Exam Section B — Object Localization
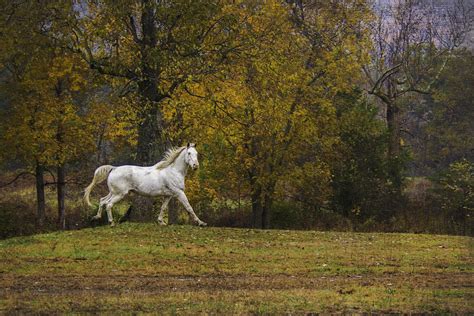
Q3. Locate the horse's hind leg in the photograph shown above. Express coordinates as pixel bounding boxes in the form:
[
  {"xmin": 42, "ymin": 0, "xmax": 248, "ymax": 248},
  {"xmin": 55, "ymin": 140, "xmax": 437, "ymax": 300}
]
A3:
[
  {"xmin": 106, "ymin": 193, "xmax": 125, "ymax": 227},
  {"xmin": 119, "ymin": 204, "xmax": 133, "ymax": 223},
  {"xmin": 92, "ymin": 193, "xmax": 111, "ymax": 220}
]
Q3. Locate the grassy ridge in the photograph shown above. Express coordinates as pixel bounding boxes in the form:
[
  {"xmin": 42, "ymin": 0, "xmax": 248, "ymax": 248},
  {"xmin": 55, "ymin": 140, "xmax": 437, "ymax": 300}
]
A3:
[{"xmin": 0, "ymin": 224, "xmax": 472, "ymax": 314}]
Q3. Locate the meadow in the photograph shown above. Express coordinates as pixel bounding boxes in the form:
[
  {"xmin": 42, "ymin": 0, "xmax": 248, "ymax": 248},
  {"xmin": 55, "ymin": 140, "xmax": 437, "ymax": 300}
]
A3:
[{"xmin": 0, "ymin": 224, "xmax": 472, "ymax": 314}]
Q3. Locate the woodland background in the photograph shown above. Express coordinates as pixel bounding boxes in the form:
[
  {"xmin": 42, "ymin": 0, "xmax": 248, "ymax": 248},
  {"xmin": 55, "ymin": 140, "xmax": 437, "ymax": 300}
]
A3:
[{"xmin": 0, "ymin": 0, "xmax": 473, "ymax": 238}]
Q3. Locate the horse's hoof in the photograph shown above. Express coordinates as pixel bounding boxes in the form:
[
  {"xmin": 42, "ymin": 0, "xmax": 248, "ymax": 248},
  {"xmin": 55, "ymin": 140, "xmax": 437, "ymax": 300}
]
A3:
[
  {"xmin": 157, "ymin": 220, "xmax": 167, "ymax": 226},
  {"xmin": 90, "ymin": 215, "xmax": 100, "ymax": 221},
  {"xmin": 198, "ymin": 221, "xmax": 207, "ymax": 227},
  {"xmin": 110, "ymin": 222, "xmax": 116, "ymax": 227}
]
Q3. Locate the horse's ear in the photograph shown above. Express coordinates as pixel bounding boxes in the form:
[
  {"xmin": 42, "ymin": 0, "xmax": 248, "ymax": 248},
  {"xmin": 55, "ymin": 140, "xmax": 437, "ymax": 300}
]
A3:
[{"xmin": 187, "ymin": 143, "xmax": 190, "ymax": 148}]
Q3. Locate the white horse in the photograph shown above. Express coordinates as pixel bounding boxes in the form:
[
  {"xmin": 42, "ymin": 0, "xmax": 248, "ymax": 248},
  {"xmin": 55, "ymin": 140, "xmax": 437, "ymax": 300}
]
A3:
[{"xmin": 83, "ymin": 143, "xmax": 206, "ymax": 227}]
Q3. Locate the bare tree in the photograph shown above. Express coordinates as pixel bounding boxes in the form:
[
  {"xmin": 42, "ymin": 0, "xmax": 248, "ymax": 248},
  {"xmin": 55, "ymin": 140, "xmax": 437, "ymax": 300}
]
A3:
[{"xmin": 364, "ymin": 0, "xmax": 473, "ymax": 188}]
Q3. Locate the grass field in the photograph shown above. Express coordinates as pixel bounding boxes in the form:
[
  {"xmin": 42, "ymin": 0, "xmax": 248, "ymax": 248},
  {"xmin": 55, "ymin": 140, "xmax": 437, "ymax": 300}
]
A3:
[{"xmin": 0, "ymin": 224, "xmax": 472, "ymax": 314}]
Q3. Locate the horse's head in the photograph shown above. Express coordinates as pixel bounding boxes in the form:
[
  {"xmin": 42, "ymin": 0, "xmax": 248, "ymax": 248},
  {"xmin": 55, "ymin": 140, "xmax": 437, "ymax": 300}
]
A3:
[{"xmin": 185, "ymin": 143, "xmax": 199, "ymax": 170}]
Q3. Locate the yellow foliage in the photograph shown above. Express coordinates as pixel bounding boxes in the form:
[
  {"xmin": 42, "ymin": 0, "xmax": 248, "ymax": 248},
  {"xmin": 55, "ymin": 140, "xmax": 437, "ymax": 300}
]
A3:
[{"xmin": 162, "ymin": 0, "xmax": 372, "ymax": 205}]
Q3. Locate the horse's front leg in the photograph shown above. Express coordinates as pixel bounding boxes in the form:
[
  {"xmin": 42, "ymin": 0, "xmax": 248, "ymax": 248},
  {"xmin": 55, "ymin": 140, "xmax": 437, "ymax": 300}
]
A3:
[
  {"xmin": 175, "ymin": 190, "xmax": 207, "ymax": 226},
  {"xmin": 157, "ymin": 196, "xmax": 172, "ymax": 225}
]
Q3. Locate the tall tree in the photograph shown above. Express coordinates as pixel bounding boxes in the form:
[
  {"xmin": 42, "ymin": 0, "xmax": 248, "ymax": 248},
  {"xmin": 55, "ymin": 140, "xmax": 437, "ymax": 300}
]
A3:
[
  {"xmin": 363, "ymin": 0, "xmax": 473, "ymax": 188},
  {"xmin": 0, "ymin": 0, "xmax": 55, "ymax": 225},
  {"xmin": 169, "ymin": 0, "xmax": 372, "ymax": 228},
  {"xmin": 41, "ymin": 0, "xmax": 257, "ymax": 165},
  {"xmin": 414, "ymin": 50, "xmax": 474, "ymax": 173},
  {"xmin": 0, "ymin": 1, "xmax": 98, "ymax": 228},
  {"xmin": 33, "ymin": 0, "xmax": 269, "ymax": 222}
]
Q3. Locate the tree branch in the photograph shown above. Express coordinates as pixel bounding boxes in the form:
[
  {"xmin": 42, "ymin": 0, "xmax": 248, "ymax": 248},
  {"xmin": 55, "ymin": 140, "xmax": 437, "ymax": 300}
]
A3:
[
  {"xmin": 127, "ymin": 15, "xmax": 142, "ymax": 45},
  {"xmin": 369, "ymin": 63, "xmax": 402, "ymax": 95},
  {"xmin": 0, "ymin": 172, "xmax": 34, "ymax": 188}
]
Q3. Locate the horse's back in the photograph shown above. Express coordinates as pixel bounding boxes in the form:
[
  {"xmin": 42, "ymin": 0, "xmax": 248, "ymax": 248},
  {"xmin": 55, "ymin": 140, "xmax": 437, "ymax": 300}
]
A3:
[
  {"xmin": 108, "ymin": 165, "xmax": 148, "ymax": 187},
  {"xmin": 108, "ymin": 165, "xmax": 168, "ymax": 196}
]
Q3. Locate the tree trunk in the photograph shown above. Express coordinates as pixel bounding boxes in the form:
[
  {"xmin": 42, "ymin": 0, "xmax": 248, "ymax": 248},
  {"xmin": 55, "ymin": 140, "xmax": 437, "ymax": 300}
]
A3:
[
  {"xmin": 387, "ymin": 103, "xmax": 401, "ymax": 159},
  {"xmin": 251, "ymin": 193, "xmax": 273, "ymax": 229},
  {"xmin": 386, "ymin": 102, "xmax": 403, "ymax": 190},
  {"xmin": 252, "ymin": 202, "xmax": 263, "ymax": 229},
  {"xmin": 135, "ymin": 0, "xmax": 166, "ymax": 165},
  {"xmin": 251, "ymin": 187, "xmax": 262, "ymax": 228},
  {"xmin": 168, "ymin": 198, "xmax": 179, "ymax": 225},
  {"xmin": 133, "ymin": 0, "xmax": 177, "ymax": 221},
  {"xmin": 261, "ymin": 194, "xmax": 273, "ymax": 229},
  {"xmin": 133, "ymin": 82, "xmax": 173, "ymax": 222},
  {"xmin": 53, "ymin": 78, "xmax": 66, "ymax": 229},
  {"xmin": 57, "ymin": 165, "xmax": 66, "ymax": 230},
  {"xmin": 136, "ymin": 100, "xmax": 167, "ymax": 165},
  {"xmin": 35, "ymin": 162, "xmax": 45, "ymax": 227}
]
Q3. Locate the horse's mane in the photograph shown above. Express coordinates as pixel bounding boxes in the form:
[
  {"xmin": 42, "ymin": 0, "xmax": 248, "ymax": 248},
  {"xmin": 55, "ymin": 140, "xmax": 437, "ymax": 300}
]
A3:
[{"xmin": 154, "ymin": 146, "xmax": 186, "ymax": 170}]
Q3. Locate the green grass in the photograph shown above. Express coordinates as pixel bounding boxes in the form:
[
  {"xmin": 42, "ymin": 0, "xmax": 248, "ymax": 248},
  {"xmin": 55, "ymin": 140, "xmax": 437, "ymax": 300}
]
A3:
[{"xmin": 0, "ymin": 224, "xmax": 472, "ymax": 314}]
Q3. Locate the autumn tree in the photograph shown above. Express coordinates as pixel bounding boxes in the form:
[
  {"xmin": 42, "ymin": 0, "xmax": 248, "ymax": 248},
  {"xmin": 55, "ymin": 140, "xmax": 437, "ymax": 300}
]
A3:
[
  {"xmin": 0, "ymin": 52, "xmax": 98, "ymax": 228},
  {"xmin": 15, "ymin": 0, "xmax": 280, "ymax": 223},
  {"xmin": 0, "ymin": 1, "xmax": 106, "ymax": 228},
  {"xmin": 0, "ymin": 0, "xmax": 59, "ymax": 225},
  {"xmin": 28, "ymin": 0, "xmax": 258, "ymax": 167},
  {"xmin": 168, "ymin": 0, "xmax": 372, "ymax": 228}
]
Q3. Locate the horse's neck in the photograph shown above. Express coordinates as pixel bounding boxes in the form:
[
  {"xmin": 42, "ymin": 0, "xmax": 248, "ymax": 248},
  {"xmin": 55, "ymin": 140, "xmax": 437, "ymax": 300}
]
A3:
[{"xmin": 170, "ymin": 151, "xmax": 188, "ymax": 176}]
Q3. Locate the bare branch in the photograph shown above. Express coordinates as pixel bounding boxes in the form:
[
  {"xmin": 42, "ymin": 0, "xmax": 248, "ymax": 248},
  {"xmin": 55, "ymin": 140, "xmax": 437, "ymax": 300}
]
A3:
[
  {"xmin": 369, "ymin": 63, "xmax": 402, "ymax": 95},
  {"xmin": 0, "ymin": 172, "xmax": 34, "ymax": 188}
]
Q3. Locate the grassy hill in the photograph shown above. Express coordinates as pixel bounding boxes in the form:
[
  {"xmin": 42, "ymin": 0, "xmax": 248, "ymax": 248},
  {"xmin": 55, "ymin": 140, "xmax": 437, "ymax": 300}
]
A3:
[{"xmin": 0, "ymin": 224, "xmax": 472, "ymax": 314}]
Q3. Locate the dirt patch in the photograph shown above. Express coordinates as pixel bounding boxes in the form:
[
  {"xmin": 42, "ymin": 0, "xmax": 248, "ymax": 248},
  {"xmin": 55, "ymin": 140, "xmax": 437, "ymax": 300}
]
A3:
[{"xmin": 1, "ymin": 272, "xmax": 472, "ymax": 296}]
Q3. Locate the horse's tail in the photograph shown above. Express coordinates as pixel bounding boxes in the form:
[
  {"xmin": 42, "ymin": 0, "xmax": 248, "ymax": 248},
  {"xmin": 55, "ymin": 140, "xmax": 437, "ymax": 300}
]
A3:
[{"xmin": 84, "ymin": 165, "xmax": 115, "ymax": 207}]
